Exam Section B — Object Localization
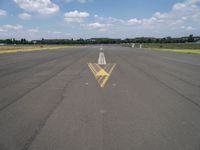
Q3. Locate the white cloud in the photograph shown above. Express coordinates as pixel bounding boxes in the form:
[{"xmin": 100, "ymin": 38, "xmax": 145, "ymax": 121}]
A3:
[
  {"xmin": 42, "ymin": 31, "xmax": 72, "ymax": 39},
  {"xmin": 47, "ymin": 31, "xmax": 63, "ymax": 34},
  {"xmin": 88, "ymin": 22, "xmax": 111, "ymax": 32},
  {"xmin": 0, "ymin": 24, "xmax": 23, "ymax": 37},
  {"xmin": 64, "ymin": 10, "xmax": 90, "ymax": 23},
  {"xmin": 65, "ymin": 10, "xmax": 89, "ymax": 18},
  {"xmin": 2, "ymin": 0, "xmax": 200, "ymax": 39},
  {"xmin": 127, "ymin": 18, "xmax": 142, "ymax": 25},
  {"xmin": 13, "ymin": 0, "xmax": 59, "ymax": 14},
  {"xmin": 88, "ymin": 22, "xmax": 110, "ymax": 28},
  {"xmin": 94, "ymin": 15, "xmax": 125, "ymax": 24},
  {"xmin": 28, "ymin": 28, "xmax": 39, "ymax": 33},
  {"xmin": 64, "ymin": 18, "xmax": 83, "ymax": 22},
  {"xmin": 172, "ymin": 0, "xmax": 200, "ymax": 10},
  {"xmin": 3, "ymin": 24, "xmax": 23, "ymax": 30},
  {"xmin": 0, "ymin": 9, "xmax": 7, "ymax": 16},
  {"xmin": 0, "ymin": 28, "xmax": 7, "ymax": 32},
  {"xmin": 65, "ymin": 33, "xmax": 71, "ymax": 36},
  {"xmin": 94, "ymin": 0, "xmax": 200, "ymax": 34},
  {"xmin": 173, "ymin": 3, "xmax": 187, "ymax": 10},
  {"xmin": 181, "ymin": 26, "xmax": 196, "ymax": 31},
  {"xmin": 84, "ymin": 0, "xmax": 200, "ymax": 38},
  {"xmin": 52, "ymin": 31, "xmax": 62, "ymax": 34},
  {"xmin": 64, "ymin": 0, "xmax": 90, "ymax": 3},
  {"xmin": 78, "ymin": 0, "xmax": 89, "ymax": 3},
  {"xmin": 186, "ymin": 26, "xmax": 196, "ymax": 31},
  {"xmin": 19, "ymin": 13, "xmax": 31, "ymax": 20},
  {"xmin": 154, "ymin": 12, "xmax": 169, "ymax": 19},
  {"xmin": 94, "ymin": 14, "xmax": 98, "ymax": 18}
]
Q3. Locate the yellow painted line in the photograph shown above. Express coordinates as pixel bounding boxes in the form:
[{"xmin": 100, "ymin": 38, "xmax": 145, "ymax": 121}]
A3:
[
  {"xmin": 96, "ymin": 68, "xmax": 109, "ymax": 76},
  {"xmin": 95, "ymin": 63, "xmax": 102, "ymax": 70},
  {"xmin": 108, "ymin": 64, "xmax": 116, "ymax": 74},
  {"xmin": 98, "ymin": 64, "xmax": 111, "ymax": 83},
  {"xmin": 104, "ymin": 63, "xmax": 111, "ymax": 72},
  {"xmin": 100, "ymin": 64, "xmax": 116, "ymax": 88},
  {"xmin": 104, "ymin": 64, "xmax": 112, "ymax": 73},
  {"xmin": 88, "ymin": 64, "xmax": 95, "ymax": 76},
  {"xmin": 88, "ymin": 64, "xmax": 98, "ymax": 78},
  {"xmin": 88, "ymin": 63, "xmax": 116, "ymax": 88},
  {"xmin": 90, "ymin": 63, "xmax": 99, "ymax": 76},
  {"xmin": 100, "ymin": 64, "xmax": 112, "ymax": 84},
  {"xmin": 88, "ymin": 64, "xmax": 95, "ymax": 74},
  {"xmin": 100, "ymin": 64, "xmax": 115, "ymax": 87},
  {"xmin": 89, "ymin": 63, "xmax": 98, "ymax": 75},
  {"xmin": 94, "ymin": 64, "xmax": 101, "ymax": 72}
]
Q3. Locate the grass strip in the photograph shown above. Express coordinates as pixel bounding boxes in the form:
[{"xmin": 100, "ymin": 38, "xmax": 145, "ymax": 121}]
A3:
[
  {"xmin": 148, "ymin": 48, "xmax": 200, "ymax": 55},
  {"xmin": 0, "ymin": 46, "xmax": 77, "ymax": 54}
]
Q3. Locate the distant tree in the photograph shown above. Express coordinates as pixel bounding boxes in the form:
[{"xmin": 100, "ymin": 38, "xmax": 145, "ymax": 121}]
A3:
[
  {"xmin": 188, "ymin": 34, "xmax": 194, "ymax": 42},
  {"xmin": 166, "ymin": 36, "xmax": 172, "ymax": 43},
  {"xmin": 12, "ymin": 38, "xmax": 16, "ymax": 44},
  {"xmin": 5, "ymin": 39, "xmax": 12, "ymax": 44},
  {"xmin": 20, "ymin": 38, "xmax": 27, "ymax": 44}
]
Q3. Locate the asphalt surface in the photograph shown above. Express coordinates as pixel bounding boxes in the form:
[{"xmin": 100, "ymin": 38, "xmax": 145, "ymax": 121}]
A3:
[{"xmin": 0, "ymin": 46, "xmax": 200, "ymax": 150}]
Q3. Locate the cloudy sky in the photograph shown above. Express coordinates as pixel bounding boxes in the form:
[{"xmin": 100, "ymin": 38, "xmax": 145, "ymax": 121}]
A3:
[{"xmin": 0, "ymin": 0, "xmax": 200, "ymax": 40}]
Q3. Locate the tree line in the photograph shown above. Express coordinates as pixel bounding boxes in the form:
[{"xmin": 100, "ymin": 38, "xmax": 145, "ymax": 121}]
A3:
[{"xmin": 0, "ymin": 35, "xmax": 199, "ymax": 45}]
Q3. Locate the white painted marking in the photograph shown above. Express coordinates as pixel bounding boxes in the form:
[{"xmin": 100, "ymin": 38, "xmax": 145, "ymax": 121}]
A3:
[
  {"xmin": 100, "ymin": 48, "xmax": 103, "ymax": 51},
  {"xmin": 98, "ymin": 52, "xmax": 106, "ymax": 65}
]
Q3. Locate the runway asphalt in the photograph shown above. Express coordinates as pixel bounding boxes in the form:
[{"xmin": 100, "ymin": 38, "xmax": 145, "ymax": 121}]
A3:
[{"xmin": 0, "ymin": 45, "xmax": 200, "ymax": 150}]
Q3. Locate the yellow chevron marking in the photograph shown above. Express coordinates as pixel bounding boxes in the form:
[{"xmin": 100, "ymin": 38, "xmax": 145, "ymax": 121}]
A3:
[{"xmin": 88, "ymin": 63, "xmax": 116, "ymax": 88}]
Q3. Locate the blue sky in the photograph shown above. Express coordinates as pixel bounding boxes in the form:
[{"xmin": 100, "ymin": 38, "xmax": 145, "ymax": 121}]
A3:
[{"xmin": 0, "ymin": 0, "xmax": 200, "ymax": 40}]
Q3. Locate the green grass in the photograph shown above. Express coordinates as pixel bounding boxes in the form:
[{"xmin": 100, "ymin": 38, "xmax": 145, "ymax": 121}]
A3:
[
  {"xmin": 142, "ymin": 43, "xmax": 200, "ymax": 49},
  {"xmin": 0, "ymin": 45, "xmax": 77, "ymax": 54},
  {"xmin": 130, "ymin": 43, "xmax": 200, "ymax": 55},
  {"xmin": 148, "ymin": 48, "xmax": 200, "ymax": 55}
]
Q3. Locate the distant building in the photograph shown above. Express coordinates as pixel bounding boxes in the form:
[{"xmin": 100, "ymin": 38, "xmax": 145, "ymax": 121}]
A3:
[{"xmin": 32, "ymin": 41, "xmax": 37, "ymax": 44}]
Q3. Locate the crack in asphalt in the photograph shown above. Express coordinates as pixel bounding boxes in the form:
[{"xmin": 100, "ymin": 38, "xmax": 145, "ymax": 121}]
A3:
[
  {"xmin": 118, "ymin": 55, "xmax": 200, "ymax": 111},
  {"xmin": 0, "ymin": 50, "xmax": 88, "ymax": 112},
  {"xmin": 20, "ymin": 50, "xmax": 95, "ymax": 150}
]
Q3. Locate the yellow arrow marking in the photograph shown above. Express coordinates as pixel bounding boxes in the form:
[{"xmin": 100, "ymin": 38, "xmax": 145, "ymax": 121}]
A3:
[
  {"xmin": 88, "ymin": 63, "xmax": 116, "ymax": 88},
  {"xmin": 96, "ymin": 69, "xmax": 109, "ymax": 76}
]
